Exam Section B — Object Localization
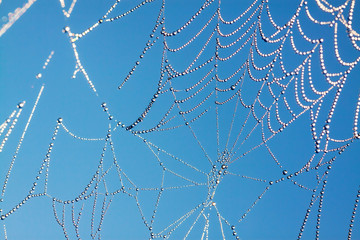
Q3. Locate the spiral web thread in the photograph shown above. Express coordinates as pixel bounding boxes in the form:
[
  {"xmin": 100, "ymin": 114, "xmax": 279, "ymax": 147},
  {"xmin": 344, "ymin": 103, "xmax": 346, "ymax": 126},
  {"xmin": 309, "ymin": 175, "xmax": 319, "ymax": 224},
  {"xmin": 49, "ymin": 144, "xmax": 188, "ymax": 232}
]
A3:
[{"xmin": 1, "ymin": 0, "xmax": 360, "ymax": 239}]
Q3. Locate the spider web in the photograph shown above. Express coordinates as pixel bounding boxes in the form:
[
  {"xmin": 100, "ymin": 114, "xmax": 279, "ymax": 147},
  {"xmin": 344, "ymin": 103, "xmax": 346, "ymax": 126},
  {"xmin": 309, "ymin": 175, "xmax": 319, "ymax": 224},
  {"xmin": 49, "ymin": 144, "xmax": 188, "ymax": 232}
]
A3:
[{"xmin": 0, "ymin": 0, "xmax": 360, "ymax": 239}]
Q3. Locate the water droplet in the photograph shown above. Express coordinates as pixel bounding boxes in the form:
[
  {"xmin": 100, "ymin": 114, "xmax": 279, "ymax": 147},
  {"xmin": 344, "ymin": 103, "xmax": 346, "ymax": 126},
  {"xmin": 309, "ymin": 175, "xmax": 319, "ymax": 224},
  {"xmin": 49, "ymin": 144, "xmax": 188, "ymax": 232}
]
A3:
[{"xmin": 17, "ymin": 102, "xmax": 25, "ymax": 108}]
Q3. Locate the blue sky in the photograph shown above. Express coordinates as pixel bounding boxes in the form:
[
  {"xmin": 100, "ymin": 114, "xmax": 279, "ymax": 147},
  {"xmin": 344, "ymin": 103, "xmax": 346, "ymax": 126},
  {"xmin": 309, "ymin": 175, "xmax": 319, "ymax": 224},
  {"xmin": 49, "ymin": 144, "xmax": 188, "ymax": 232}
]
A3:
[{"xmin": 0, "ymin": 0, "xmax": 360, "ymax": 239}]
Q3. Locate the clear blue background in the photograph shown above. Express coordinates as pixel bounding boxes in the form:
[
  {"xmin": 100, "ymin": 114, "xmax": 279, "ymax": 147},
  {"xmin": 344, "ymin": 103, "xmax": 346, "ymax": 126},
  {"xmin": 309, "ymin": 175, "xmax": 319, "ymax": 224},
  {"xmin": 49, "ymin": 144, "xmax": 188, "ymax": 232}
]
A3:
[{"xmin": 0, "ymin": 0, "xmax": 360, "ymax": 239}]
